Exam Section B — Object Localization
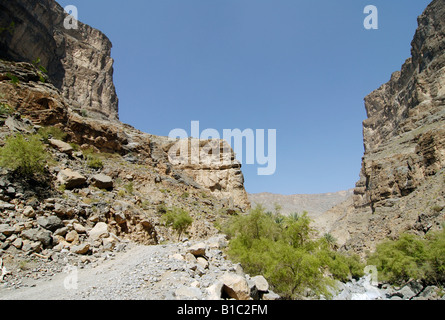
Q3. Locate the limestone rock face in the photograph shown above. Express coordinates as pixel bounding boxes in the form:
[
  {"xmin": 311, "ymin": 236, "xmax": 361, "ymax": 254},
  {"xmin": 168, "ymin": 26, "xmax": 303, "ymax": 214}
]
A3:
[
  {"xmin": 156, "ymin": 137, "xmax": 251, "ymax": 211},
  {"xmin": 0, "ymin": 0, "xmax": 119, "ymax": 121},
  {"xmin": 0, "ymin": 1, "xmax": 250, "ymax": 213},
  {"xmin": 334, "ymin": 0, "xmax": 445, "ymax": 255},
  {"xmin": 354, "ymin": 0, "xmax": 445, "ymax": 211}
]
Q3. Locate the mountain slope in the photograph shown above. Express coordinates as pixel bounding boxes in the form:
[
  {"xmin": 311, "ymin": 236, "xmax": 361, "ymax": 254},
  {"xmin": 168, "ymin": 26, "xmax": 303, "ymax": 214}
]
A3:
[{"xmin": 248, "ymin": 190, "xmax": 353, "ymax": 218}]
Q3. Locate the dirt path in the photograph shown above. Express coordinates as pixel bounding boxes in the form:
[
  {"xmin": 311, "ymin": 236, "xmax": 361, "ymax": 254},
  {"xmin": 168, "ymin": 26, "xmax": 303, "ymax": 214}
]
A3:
[{"xmin": 0, "ymin": 237, "xmax": 237, "ymax": 300}]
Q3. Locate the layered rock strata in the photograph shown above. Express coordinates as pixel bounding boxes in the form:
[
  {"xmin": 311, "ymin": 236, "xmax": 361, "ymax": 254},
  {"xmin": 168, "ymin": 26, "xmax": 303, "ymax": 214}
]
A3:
[
  {"xmin": 0, "ymin": 59, "xmax": 250, "ymax": 211},
  {"xmin": 0, "ymin": 0, "xmax": 119, "ymax": 121},
  {"xmin": 326, "ymin": 0, "xmax": 445, "ymax": 255}
]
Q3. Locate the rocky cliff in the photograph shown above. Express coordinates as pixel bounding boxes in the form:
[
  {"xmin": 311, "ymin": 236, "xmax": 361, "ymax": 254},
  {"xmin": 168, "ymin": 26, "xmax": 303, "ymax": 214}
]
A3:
[
  {"xmin": 354, "ymin": 0, "xmax": 445, "ymax": 211},
  {"xmin": 324, "ymin": 0, "xmax": 445, "ymax": 255},
  {"xmin": 0, "ymin": 0, "xmax": 119, "ymax": 121},
  {"xmin": 0, "ymin": 0, "xmax": 251, "ymax": 267},
  {"xmin": 0, "ymin": 0, "xmax": 250, "ymax": 211}
]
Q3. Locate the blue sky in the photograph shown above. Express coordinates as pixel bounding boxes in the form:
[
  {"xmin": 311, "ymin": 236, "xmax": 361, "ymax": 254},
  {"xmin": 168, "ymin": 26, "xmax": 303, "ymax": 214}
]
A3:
[{"xmin": 58, "ymin": 0, "xmax": 431, "ymax": 195}]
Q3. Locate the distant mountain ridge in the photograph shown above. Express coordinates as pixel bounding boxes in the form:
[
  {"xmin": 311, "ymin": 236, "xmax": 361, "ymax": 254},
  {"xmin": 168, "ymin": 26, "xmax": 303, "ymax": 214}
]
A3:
[{"xmin": 248, "ymin": 189, "xmax": 354, "ymax": 218}]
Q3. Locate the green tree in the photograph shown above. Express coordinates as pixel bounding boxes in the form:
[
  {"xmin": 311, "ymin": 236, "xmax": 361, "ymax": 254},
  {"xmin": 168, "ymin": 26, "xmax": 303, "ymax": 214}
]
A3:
[
  {"xmin": 162, "ymin": 207, "xmax": 193, "ymax": 241},
  {"xmin": 425, "ymin": 227, "xmax": 445, "ymax": 283},
  {"xmin": 0, "ymin": 133, "xmax": 49, "ymax": 177},
  {"xmin": 367, "ymin": 233, "xmax": 429, "ymax": 284},
  {"xmin": 224, "ymin": 205, "xmax": 363, "ymax": 299}
]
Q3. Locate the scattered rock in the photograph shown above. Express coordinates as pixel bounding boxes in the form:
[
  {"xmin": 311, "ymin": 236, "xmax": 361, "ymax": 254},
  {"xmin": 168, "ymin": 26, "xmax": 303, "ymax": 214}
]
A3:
[
  {"xmin": 71, "ymin": 243, "xmax": 90, "ymax": 255},
  {"xmin": 91, "ymin": 174, "xmax": 113, "ymax": 190},
  {"xmin": 175, "ymin": 286, "xmax": 203, "ymax": 300},
  {"xmin": 0, "ymin": 224, "xmax": 16, "ymax": 236},
  {"xmin": 65, "ymin": 230, "xmax": 79, "ymax": 243},
  {"xmin": 188, "ymin": 242, "xmax": 206, "ymax": 257},
  {"xmin": 23, "ymin": 206, "xmax": 36, "ymax": 218},
  {"xmin": 251, "ymin": 275, "xmax": 269, "ymax": 293},
  {"xmin": 221, "ymin": 273, "xmax": 251, "ymax": 301},
  {"xmin": 37, "ymin": 216, "xmax": 64, "ymax": 232},
  {"xmin": 88, "ymin": 222, "xmax": 109, "ymax": 240},
  {"xmin": 48, "ymin": 139, "xmax": 74, "ymax": 155},
  {"xmin": 57, "ymin": 169, "xmax": 87, "ymax": 189},
  {"xmin": 262, "ymin": 291, "xmax": 281, "ymax": 300}
]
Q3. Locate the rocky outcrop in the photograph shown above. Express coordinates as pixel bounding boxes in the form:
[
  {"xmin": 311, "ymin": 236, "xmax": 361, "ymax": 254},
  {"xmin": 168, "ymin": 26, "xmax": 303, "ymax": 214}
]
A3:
[
  {"xmin": 329, "ymin": 0, "xmax": 445, "ymax": 255},
  {"xmin": 0, "ymin": 59, "xmax": 250, "ymax": 212},
  {"xmin": 354, "ymin": 0, "xmax": 445, "ymax": 211},
  {"xmin": 0, "ymin": 0, "xmax": 119, "ymax": 121},
  {"xmin": 154, "ymin": 137, "xmax": 250, "ymax": 211}
]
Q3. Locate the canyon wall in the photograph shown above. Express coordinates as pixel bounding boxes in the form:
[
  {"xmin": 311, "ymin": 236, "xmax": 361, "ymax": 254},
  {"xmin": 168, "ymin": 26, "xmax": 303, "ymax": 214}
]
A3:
[
  {"xmin": 0, "ymin": 0, "xmax": 119, "ymax": 121},
  {"xmin": 322, "ymin": 0, "xmax": 445, "ymax": 256},
  {"xmin": 0, "ymin": 0, "xmax": 250, "ymax": 211}
]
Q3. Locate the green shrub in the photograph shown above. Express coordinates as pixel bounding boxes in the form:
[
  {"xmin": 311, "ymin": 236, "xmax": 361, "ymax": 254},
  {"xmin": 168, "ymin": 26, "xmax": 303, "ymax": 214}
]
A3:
[
  {"xmin": 86, "ymin": 155, "xmax": 104, "ymax": 170},
  {"xmin": 157, "ymin": 203, "xmax": 168, "ymax": 214},
  {"xmin": 368, "ymin": 234, "xmax": 427, "ymax": 284},
  {"xmin": 162, "ymin": 207, "xmax": 193, "ymax": 241},
  {"xmin": 0, "ymin": 133, "xmax": 49, "ymax": 177},
  {"xmin": 0, "ymin": 102, "xmax": 14, "ymax": 116},
  {"xmin": 181, "ymin": 191, "xmax": 190, "ymax": 199},
  {"xmin": 224, "ymin": 205, "xmax": 363, "ymax": 299},
  {"xmin": 123, "ymin": 182, "xmax": 134, "ymax": 194},
  {"xmin": 6, "ymin": 73, "xmax": 19, "ymax": 86},
  {"xmin": 38, "ymin": 126, "xmax": 67, "ymax": 142},
  {"xmin": 367, "ymin": 229, "xmax": 445, "ymax": 285},
  {"xmin": 82, "ymin": 147, "xmax": 104, "ymax": 170},
  {"xmin": 425, "ymin": 228, "xmax": 445, "ymax": 283},
  {"xmin": 0, "ymin": 94, "xmax": 14, "ymax": 116}
]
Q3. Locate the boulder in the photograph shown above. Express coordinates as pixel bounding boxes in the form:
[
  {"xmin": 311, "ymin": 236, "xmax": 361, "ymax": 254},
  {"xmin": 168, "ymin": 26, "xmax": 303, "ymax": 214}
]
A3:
[
  {"xmin": 88, "ymin": 222, "xmax": 109, "ymax": 240},
  {"xmin": 65, "ymin": 230, "xmax": 79, "ymax": 243},
  {"xmin": 398, "ymin": 285, "xmax": 416, "ymax": 300},
  {"xmin": 196, "ymin": 257, "xmax": 209, "ymax": 269},
  {"xmin": 188, "ymin": 242, "xmax": 206, "ymax": 257},
  {"xmin": 221, "ymin": 273, "xmax": 251, "ymax": 300},
  {"xmin": 91, "ymin": 174, "xmax": 113, "ymax": 190},
  {"xmin": 251, "ymin": 275, "xmax": 269, "ymax": 292},
  {"xmin": 175, "ymin": 286, "xmax": 202, "ymax": 300},
  {"xmin": 57, "ymin": 169, "xmax": 87, "ymax": 189},
  {"xmin": 0, "ymin": 224, "xmax": 16, "ymax": 236},
  {"xmin": 11, "ymin": 238, "xmax": 23, "ymax": 249},
  {"xmin": 206, "ymin": 281, "xmax": 224, "ymax": 300},
  {"xmin": 21, "ymin": 240, "xmax": 41, "ymax": 253},
  {"xmin": 262, "ymin": 291, "xmax": 281, "ymax": 300},
  {"xmin": 114, "ymin": 212, "xmax": 126, "ymax": 225},
  {"xmin": 0, "ymin": 201, "xmax": 15, "ymax": 210},
  {"xmin": 23, "ymin": 206, "xmax": 36, "ymax": 218},
  {"xmin": 37, "ymin": 216, "xmax": 64, "ymax": 232},
  {"xmin": 70, "ymin": 243, "xmax": 90, "ymax": 255},
  {"xmin": 20, "ymin": 228, "xmax": 52, "ymax": 247},
  {"xmin": 73, "ymin": 223, "xmax": 86, "ymax": 234},
  {"xmin": 48, "ymin": 139, "xmax": 73, "ymax": 155},
  {"xmin": 21, "ymin": 229, "xmax": 39, "ymax": 241}
]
